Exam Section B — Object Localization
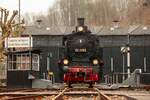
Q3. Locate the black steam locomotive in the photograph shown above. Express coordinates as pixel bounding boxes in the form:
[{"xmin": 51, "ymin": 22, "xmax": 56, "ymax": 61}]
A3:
[{"xmin": 60, "ymin": 18, "xmax": 103, "ymax": 87}]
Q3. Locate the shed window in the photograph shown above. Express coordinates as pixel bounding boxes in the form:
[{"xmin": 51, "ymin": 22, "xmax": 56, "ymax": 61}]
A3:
[
  {"xmin": 32, "ymin": 54, "xmax": 39, "ymax": 71},
  {"xmin": 8, "ymin": 53, "xmax": 39, "ymax": 71}
]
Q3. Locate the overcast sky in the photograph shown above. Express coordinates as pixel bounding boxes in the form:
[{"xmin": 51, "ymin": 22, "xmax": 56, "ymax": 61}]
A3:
[{"xmin": 0, "ymin": 0, "xmax": 55, "ymax": 14}]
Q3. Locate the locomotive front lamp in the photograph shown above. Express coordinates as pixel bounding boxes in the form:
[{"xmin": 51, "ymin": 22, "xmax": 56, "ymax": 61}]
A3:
[
  {"xmin": 63, "ymin": 59, "xmax": 69, "ymax": 65},
  {"xmin": 93, "ymin": 59, "xmax": 98, "ymax": 65},
  {"xmin": 78, "ymin": 26, "xmax": 84, "ymax": 32}
]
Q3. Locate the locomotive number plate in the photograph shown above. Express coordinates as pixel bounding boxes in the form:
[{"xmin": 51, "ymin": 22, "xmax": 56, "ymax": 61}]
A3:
[{"xmin": 75, "ymin": 48, "xmax": 86, "ymax": 52}]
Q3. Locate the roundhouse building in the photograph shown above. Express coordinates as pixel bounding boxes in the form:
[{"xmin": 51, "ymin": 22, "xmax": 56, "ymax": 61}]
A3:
[{"xmin": 5, "ymin": 25, "xmax": 150, "ymax": 88}]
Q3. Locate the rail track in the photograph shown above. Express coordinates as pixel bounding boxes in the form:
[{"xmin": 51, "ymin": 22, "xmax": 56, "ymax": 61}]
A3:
[
  {"xmin": 51, "ymin": 87, "xmax": 111, "ymax": 100},
  {"xmin": 0, "ymin": 85, "xmax": 145, "ymax": 100},
  {"xmin": 0, "ymin": 88, "xmax": 52, "ymax": 93},
  {"xmin": 0, "ymin": 87, "xmax": 112, "ymax": 100}
]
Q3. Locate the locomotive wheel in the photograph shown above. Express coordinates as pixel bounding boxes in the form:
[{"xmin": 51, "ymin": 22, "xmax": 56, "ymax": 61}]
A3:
[
  {"xmin": 89, "ymin": 83, "xmax": 93, "ymax": 88},
  {"xmin": 68, "ymin": 82, "xmax": 72, "ymax": 88}
]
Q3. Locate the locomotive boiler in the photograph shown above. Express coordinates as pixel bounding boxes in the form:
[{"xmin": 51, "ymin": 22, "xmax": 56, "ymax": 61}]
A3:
[{"xmin": 60, "ymin": 18, "xmax": 103, "ymax": 87}]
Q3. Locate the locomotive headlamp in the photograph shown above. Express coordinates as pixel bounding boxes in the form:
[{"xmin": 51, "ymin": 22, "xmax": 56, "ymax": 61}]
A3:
[
  {"xmin": 78, "ymin": 26, "xmax": 84, "ymax": 32},
  {"xmin": 63, "ymin": 59, "xmax": 69, "ymax": 65},
  {"xmin": 93, "ymin": 59, "xmax": 98, "ymax": 65}
]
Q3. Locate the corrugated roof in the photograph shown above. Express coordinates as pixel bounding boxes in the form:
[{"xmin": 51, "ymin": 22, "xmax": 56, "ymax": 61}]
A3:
[
  {"xmin": 128, "ymin": 25, "xmax": 150, "ymax": 35},
  {"xmin": 22, "ymin": 25, "xmax": 150, "ymax": 36}
]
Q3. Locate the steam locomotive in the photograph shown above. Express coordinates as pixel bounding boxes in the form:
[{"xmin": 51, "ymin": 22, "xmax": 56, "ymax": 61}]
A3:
[{"xmin": 60, "ymin": 18, "xmax": 103, "ymax": 87}]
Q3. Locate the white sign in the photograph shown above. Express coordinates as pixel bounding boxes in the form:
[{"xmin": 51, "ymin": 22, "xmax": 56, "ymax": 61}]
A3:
[
  {"xmin": 5, "ymin": 37, "xmax": 32, "ymax": 48},
  {"xmin": 121, "ymin": 46, "xmax": 130, "ymax": 53}
]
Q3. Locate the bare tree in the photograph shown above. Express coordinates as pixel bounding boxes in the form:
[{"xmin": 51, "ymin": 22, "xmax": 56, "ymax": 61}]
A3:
[
  {"xmin": 30, "ymin": 0, "xmax": 150, "ymax": 27},
  {"xmin": 0, "ymin": 8, "xmax": 24, "ymax": 61},
  {"xmin": 48, "ymin": 0, "xmax": 119, "ymax": 26}
]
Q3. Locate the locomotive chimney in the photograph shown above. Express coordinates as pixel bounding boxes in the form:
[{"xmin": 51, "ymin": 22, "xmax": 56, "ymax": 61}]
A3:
[{"xmin": 77, "ymin": 18, "xmax": 84, "ymax": 26}]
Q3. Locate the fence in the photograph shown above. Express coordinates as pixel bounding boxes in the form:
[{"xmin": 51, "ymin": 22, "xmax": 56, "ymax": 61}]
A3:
[{"xmin": 104, "ymin": 72, "xmax": 150, "ymax": 85}]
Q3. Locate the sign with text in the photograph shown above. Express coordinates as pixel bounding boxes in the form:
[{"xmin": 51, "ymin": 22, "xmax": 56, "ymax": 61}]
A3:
[{"xmin": 5, "ymin": 37, "xmax": 33, "ymax": 48}]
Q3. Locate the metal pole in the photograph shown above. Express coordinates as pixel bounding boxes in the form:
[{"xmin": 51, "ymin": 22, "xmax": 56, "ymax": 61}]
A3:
[
  {"xmin": 49, "ymin": 52, "xmax": 52, "ymax": 71},
  {"xmin": 127, "ymin": 34, "xmax": 131, "ymax": 78},
  {"xmin": 111, "ymin": 57, "xmax": 114, "ymax": 84},
  {"xmin": 18, "ymin": 0, "xmax": 21, "ymax": 36},
  {"xmin": 47, "ymin": 56, "xmax": 49, "ymax": 71},
  {"xmin": 127, "ymin": 47, "xmax": 130, "ymax": 78},
  {"xmin": 29, "ymin": 36, "xmax": 32, "ymax": 73},
  {"xmin": 122, "ymin": 53, "xmax": 125, "ymax": 81},
  {"xmin": 18, "ymin": 0, "xmax": 21, "ymax": 24},
  {"xmin": 111, "ymin": 57, "xmax": 113, "ymax": 72},
  {"xmin": 144, "ymin": 57, "xmax": 146, "ymax": 72}
]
